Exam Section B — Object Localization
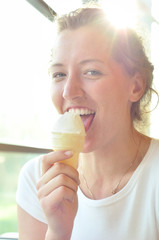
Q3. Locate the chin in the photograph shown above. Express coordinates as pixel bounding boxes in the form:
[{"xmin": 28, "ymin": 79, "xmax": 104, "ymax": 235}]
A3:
[{"xmin": 82, "ymin": 138, "xmax": 98, "ymax": 153}]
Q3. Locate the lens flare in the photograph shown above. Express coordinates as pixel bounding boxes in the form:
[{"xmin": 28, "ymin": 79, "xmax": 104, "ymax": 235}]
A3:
[{"xmin": 100, "ymin": 0, "xmax": 137, "ymax": 29}]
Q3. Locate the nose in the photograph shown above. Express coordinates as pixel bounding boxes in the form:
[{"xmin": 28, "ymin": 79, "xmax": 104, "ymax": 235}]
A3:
[{"xmin": 62, "ymin": 74, "xmax": 84, "ymax": 101}]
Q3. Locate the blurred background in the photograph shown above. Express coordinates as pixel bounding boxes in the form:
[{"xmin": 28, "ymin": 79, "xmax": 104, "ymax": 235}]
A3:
[{"xmin": 0, "ymin": 0, "xmax": 159, "ymax": 236}]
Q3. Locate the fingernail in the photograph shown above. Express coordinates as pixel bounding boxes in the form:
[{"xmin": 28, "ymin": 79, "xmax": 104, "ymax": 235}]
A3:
[{"xmin": 64, "ymin": 150, "xmax": 73, "ymax": 157}]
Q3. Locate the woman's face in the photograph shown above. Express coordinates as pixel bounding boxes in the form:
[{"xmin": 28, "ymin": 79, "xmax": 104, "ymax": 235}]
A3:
[{"xmin": 50, "ymin": 26, "xmax": 135, "ymax": 152}]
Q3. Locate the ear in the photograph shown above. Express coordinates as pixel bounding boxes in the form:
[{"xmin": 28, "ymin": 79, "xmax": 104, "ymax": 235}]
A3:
[{"xmin": 129, "ymin": 72, "xmax": 145, "ymax": 103}]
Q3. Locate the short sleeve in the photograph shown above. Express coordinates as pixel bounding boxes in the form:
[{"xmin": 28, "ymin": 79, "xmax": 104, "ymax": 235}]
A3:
[{"xmin": 16, "ymin": 156, "xmax": 47, "ymax": 224}]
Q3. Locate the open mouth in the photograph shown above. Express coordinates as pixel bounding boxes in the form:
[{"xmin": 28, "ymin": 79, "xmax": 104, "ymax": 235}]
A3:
[{"xmin": 68, "ymin": 108, "xmax": 95, "ymax": 132}]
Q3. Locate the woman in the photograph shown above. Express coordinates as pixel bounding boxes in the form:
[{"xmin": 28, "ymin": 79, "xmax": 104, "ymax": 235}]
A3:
[{"xmin": 16, "ymin": 6, "xmax": 159, "ymax": 240}]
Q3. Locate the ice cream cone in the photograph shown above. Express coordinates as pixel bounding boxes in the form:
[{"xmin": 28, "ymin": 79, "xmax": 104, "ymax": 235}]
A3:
[
  {"xmin": 51, "ymin": 112, "xmax": 86, "ymax": 169},
  {"xmin": 51, "ymin": 132, "xmax": 85, "ymax": 168}
]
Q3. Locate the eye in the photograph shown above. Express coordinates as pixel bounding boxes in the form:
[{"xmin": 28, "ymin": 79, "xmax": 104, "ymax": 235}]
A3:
[
  {"xmin": 51, "ymin": 72, "xmax": 66, "ymax": 82},
  {"xmin": 87, "ymin": 70, "xmax": 102, "ymax": 76},
  {"xmin": 84, "ymin": 69, "xmax": 103, "ymax": 79}
]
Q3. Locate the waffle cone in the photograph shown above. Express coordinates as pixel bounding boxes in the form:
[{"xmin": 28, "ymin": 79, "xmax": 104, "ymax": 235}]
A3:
[{"xmin": 51, "ymin": 132, "xmax": 85, "ymax": 169}]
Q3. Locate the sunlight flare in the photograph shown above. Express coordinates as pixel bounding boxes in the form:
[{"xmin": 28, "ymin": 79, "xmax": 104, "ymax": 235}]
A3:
[{"xmin": 100, "ymin": 0, "xmax": 137, "ymax": 29}]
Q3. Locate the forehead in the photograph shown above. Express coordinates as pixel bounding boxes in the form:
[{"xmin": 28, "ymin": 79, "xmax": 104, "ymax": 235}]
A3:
[
  {"xmin": 50, "ymin": 26, "xmax": 130, "ymax": 79},
  {"xmin": 52, "ymin": 26, "xmax": 110, "ymax": 62}
]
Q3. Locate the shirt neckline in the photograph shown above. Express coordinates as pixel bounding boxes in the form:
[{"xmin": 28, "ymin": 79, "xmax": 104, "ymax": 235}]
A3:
[{"xmin": 78, "ymin": 138, "xmax": 156, "ymax": 207}]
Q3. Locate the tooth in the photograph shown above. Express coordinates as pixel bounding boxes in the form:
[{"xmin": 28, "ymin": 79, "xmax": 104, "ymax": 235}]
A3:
[
  {"xmin": 74, "ymin": 109, "xmax": 78, "ymax": 114},
  {"xmin": 81, "ymin": 109, "xmax": 85, "ymax": 115},
  {"xmin": 68, "ymin": 108, "xmax": 95, "ymax": 115},
  {"xmin": 68, "ymin": 109, "xmax": 74, "ymax": 113},
  {"xmin": 86, "ymin": 109, "xmax": 90, "ymax": 115}
]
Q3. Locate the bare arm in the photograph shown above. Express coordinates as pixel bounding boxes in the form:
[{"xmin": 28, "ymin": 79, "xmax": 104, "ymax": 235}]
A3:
[
  {"xmin": 17, "ymin": 151, "xmax": 79, "ymax": 240},
  {"xmin": 17, "ymin": 205, "xmax": 47, "ymax": 240}
]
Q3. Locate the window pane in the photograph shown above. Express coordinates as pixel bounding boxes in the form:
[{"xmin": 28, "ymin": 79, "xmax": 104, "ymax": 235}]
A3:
[
  {"xmin": 0, "ymin": 151, "xmax": 40, "ymax": 235},
  {"xmin": 0, "ymin": 0, "xmax": 58, "ymax": 148}
]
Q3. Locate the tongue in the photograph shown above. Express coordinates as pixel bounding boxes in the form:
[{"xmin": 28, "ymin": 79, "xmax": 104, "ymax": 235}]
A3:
[{"xmin": 80, "ymin": 114, "xmax": 94, "ymax": 132}]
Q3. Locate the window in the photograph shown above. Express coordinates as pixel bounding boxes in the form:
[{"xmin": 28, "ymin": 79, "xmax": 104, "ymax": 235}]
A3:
[
  {"xmin": 0, "ymin": 152, "xmax": 40, "ymax": 235},
  {"xmin": 0, "ymin": 0, "xmax": 56, "ymax": 236},
  {"xmin": 0, "ymin": 0, "xmax": 58, "ymax": 149}
]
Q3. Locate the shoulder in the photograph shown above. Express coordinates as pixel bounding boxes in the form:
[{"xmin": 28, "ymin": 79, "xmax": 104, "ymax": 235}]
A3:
[
  {"xmin": 140, "ymin": 138, "xmax": 159, "ymax": 184},
  {"xmin": 18, "ymin": 155, "xmax": 42, "ymax": 184},
  {"xmin": 16, "ymin": 155, "xmax": 42, "ymax": 201},
  {"xmin": 16, "ymin": 155, "xmax": 47, "ymax": 223},
  {"xmin": 150, "ymin": 138, "xmax": 159, "ymax": 150},
  {"xmin": 147, "ymin": 138, "xmax": 159, "ymax": 166}
]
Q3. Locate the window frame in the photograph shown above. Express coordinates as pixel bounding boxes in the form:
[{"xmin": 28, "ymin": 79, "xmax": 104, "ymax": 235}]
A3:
[
  {"xmin": 25, "ymin": 0, "xmax": 56, "ymax": 21},
  {"xmin": 0, "ymin": 143, "xmax": 51, "ymax": 154}
]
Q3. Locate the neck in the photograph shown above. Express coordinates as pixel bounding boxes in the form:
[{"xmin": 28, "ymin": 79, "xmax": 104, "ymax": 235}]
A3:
[
  {"xmin": 80, "ymin": 129, "xmax": 140, "ymax": 175},
  {"xmin": 78, "ymin": 130, "xmax": 150, "ymax": 199}
]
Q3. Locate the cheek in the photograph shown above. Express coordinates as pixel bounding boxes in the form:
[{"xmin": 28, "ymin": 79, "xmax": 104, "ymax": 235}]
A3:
[
  {"xmin": 89, "ymin": 80, "xmax": 113, "ymax": 106},
  {"xmin": 89, "ymin": 80, "xmax": 107, "ymax": 99},
  {"xmin": 90, "ymin": 77, "xmax": 130, "ymax": 112},
  {"xmin": 50, "ymin": 84, "xmax": 63, "ymax": 113}
]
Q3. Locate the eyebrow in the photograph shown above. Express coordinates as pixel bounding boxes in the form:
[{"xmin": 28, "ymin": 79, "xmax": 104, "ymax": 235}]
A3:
[
  {"xmin": 79, "ymin": 59, "xmax": 104, "ymax": 65},
  {"xmin": 50, "ymin": 59, "xmax": 104, "ymax": 68},
  {"xmin": 51, "ymin": 63, "xmax": 64, "ymax": 67}
]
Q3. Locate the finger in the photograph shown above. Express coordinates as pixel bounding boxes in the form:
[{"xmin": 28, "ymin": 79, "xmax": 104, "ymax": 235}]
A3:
[
  {"xmin": 40, "ymin": 186, "xmax": 78, "ymax": 213},
  {"xmin": 40, "ymin": 150, "xmax": 73, "ymax": 175},
  {"xmin": 37, "ymin": 173, "xmax": 79, "ymax": 199},
  {"xmin": 37, "ymin": 162, "xmax": 80, "ymax": 190}
]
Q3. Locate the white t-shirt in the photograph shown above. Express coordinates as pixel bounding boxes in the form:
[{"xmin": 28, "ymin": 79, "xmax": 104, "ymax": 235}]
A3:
[{"xmin": 16, "ymin": 139, "xmax": 159, "ymax": 239}]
